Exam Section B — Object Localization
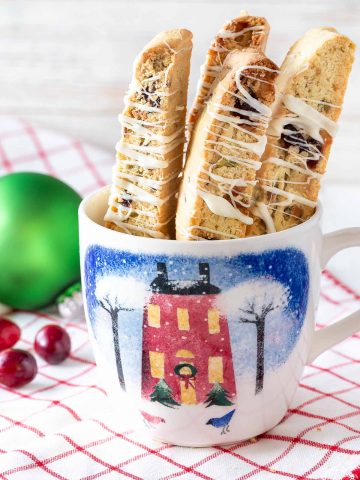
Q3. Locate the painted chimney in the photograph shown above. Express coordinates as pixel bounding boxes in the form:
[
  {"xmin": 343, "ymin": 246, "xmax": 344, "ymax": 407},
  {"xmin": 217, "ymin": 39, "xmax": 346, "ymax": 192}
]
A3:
[
  {"xmin": 199, "ymin": 263, "xmax": 210, "ymax": 284},
  {"xmin": 156, "ymin": 262, "xmax": 168, "ymax": 281}
]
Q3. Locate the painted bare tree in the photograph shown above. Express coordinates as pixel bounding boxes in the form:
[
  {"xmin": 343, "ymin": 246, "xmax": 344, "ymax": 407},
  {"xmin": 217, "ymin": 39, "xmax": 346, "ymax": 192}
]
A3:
[
  {"xmin": 96, "ymin": 276, "xmax": 149, "ymax": 391},
  {"xmin": 217, "ymin": 280, "xmax": 289, "ymax": 395}
]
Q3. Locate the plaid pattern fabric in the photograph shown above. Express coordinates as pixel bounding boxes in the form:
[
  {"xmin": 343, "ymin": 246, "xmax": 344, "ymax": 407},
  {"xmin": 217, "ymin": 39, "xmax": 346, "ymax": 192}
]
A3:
[{"xmin": 0, "ymin": 117, "xmax": 359, "ymax": 480}]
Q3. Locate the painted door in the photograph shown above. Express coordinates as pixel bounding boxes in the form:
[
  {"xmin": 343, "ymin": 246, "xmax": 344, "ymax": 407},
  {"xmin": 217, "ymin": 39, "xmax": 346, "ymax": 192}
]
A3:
[{"xmin": 177, "ymin": 363, "xmax": 197, "ymax": 405}]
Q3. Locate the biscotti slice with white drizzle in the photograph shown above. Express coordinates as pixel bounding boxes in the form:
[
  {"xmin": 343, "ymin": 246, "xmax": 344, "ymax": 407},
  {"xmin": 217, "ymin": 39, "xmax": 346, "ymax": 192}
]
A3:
[
  {"xmin": 176, "ymin": 49, "xmax": 278, "ymax": 240},
  {"xmin": 247, "ymin": 27, "xmax": 355, "ymax": 236},
  {"xmin": 104, "ymin": 29, "xmax": 192, "ymax": 239},
  {"xmin": 189, "ymin": 13, "xmax": 269, "ymax": 131}
]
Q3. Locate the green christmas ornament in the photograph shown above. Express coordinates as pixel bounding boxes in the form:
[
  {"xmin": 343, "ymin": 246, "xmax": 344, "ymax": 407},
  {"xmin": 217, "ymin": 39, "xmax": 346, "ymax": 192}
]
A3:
[{"xmin": 0, "ymin": 172, "xmax": 82, "ymax": 310}]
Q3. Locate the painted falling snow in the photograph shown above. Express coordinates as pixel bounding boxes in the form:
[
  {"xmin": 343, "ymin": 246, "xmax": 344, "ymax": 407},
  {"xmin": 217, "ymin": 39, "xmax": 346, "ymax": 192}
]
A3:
[{"xmin": 85, "ymin": 246, "xmax": 309, "ymax": 435}]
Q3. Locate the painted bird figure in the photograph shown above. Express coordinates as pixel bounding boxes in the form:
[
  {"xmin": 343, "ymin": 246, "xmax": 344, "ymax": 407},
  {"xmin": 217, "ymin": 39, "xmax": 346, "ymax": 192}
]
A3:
[
  {"xmin": 140, "ymin": 410, "xmax": 165, "ymax": 429},
  {"xmin": 206, "ymin": 409, "xmax": 236, "ymax": 435}
]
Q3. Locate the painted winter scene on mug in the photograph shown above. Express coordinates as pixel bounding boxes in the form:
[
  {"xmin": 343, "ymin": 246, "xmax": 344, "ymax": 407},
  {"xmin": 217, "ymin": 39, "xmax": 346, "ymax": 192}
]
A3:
[{"xmin": 85, "ymin": 246, "xmax": 309, "ymax": 438}]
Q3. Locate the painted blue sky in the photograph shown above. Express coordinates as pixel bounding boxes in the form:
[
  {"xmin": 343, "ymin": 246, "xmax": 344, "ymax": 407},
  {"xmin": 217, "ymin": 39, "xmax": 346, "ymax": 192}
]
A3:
[{"xmin": 85, "ymin": 245, "xmax": 309, "ymax": 394}]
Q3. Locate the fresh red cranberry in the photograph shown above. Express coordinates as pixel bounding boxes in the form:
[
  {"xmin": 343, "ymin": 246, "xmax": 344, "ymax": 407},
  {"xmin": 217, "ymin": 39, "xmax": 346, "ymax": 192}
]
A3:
[
  {"xmin": 34, "ymin": 325, "xmax": 71, "ymax": 365},
  {"xmin": 0, "ymin": 349, "xmax": 37, "ymax": 387},
  {"xmin": 0, "ymin": 318, "xmax": 21, "ymax": 351}
]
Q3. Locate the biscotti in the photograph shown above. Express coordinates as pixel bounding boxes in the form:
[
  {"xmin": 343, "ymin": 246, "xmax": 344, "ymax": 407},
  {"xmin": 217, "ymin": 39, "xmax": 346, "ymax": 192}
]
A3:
[
  {"xmin": 247, "ymin": 27, "xmax": 355, "ymax": 236},
  {"xmin": 189, "ymin": 14, "xmax": 269, "ymax": 131},
  {"xmin": 176, "ymin": 49, "xmax": 278, "ymax": 240},
  {"xmin": 104, "ymin": 29, "xmax": 192, "ymax": 239}
]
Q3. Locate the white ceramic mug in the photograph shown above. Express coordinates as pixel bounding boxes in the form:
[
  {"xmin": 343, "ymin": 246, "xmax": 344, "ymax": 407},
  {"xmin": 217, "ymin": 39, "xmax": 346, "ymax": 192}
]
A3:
[{"xmin": 79, "ymin": 186, "xmax": 360, "ymax": 447}]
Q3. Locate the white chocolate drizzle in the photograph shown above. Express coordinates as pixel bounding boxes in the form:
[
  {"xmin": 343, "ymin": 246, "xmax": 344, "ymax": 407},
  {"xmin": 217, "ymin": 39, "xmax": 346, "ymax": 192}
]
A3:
[
  {"xmin": 104, "ymin": 210, "xmax": 170, "ymax": 239},
  {"xmin": 185, "ymin": 64, "xmax": 277, "ymax": 239},
  {"xmin": 253, "ymin": 202, "xmax": 276, "ymax": 233},
  {"xmin": 190, "ymin": 22, "xmax": 266, "ymax": 121},
  {"xmin": 262, "ymin": 155, "xmax": 321, "ymax": 180},
  {"xmin": 198, "ymin": 190, "xmax": 253, "ymax": 225},
  {"xmin": 106, "ymin": 39, "xmax": 188, "ymax": 239},
  {"xmin": 216, "ymin": 25, "xmax": 265, "ymax": 40},
  {"xmin": 253, "ymin": 93, "xmax": 338, "ymax": 233},
  {"xmin": 269, "ymin": 95, "xmax": 338, "ymax": 141},
  {"xmin": 261, "ymin": 185, "xmax": 317, "ymax": 208}
]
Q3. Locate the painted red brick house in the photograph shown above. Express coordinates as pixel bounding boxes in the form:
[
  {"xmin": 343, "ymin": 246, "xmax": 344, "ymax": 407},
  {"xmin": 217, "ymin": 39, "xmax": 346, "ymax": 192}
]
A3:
[{"xmin": 141, "ymin": 263, "xmax": 236, "ymax": 405}]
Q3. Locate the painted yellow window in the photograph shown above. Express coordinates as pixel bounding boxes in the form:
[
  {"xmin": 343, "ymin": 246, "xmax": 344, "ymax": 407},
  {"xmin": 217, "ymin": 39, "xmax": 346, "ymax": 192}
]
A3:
[
  {"xmin": 149, "ymin": 351, "xmax": 164, "ymax": 378},
  {"xmin": 176, "ymin": 349, "xmax": 194, "ymax": 358},
  {"xmin": 177, "ymin": 308, "xmax": 189, "ymax": 331},
  {"xmin": 208, "ymin": 356, "xmax": 224, "ymax": 383},
  {"xmin": 208, "ymin": 308, "xmax": 220, "ymax": 334},
  {"xmin": 148, "ymin": 304, "xmax": 160, "ymax": 328}
]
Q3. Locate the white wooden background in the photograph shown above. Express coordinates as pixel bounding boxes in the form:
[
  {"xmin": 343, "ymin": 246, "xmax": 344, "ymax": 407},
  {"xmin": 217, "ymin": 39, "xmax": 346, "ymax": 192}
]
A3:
[
  {"xmin": 0, "ymin": 0, "xmax": 359, "ymax": 286},
  {"xmin": 0, "ymin": 0, "xmax": 359, "ymax": 183}
]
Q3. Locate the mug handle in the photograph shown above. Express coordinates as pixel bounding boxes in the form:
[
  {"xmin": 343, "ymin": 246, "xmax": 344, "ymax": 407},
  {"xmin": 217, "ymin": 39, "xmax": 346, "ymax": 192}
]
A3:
[{"xmin": 308, "ymin": 227, "xmax": 360, "ymax": 363}]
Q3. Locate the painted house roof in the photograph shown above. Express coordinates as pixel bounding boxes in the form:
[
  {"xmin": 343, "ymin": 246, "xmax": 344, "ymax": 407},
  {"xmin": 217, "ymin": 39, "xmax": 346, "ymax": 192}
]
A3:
[{"xmin": 150, "ymin": 263, "xmax": 221, "ymax": 295}]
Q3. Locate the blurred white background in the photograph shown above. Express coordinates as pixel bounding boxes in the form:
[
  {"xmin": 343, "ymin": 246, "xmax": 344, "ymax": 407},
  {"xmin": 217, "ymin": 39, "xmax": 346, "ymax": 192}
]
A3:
[
  {"xmin": 0, "ymin": 0, "xmax": 358, "ymax": 181},
  {"xmin": 0, "ymin": 0, "xmax": 359, "ymax": 285}
]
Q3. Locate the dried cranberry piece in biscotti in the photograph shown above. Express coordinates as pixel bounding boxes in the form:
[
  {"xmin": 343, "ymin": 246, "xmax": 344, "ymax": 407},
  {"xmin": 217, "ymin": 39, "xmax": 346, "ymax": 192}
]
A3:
[
  {"xmin": 233, "ymin": 88, "xmax": 259, "ymax": 117},
  {"xmin": 281, "ymin": 124, "xmax": 322, "ymax": 153}
]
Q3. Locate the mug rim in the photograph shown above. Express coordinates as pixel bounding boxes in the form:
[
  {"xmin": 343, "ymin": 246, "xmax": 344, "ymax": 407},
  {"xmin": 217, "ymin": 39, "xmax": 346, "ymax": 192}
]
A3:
[{"xmin": 79, "ymin": 185, "xmax": 322, "ymax": 247}]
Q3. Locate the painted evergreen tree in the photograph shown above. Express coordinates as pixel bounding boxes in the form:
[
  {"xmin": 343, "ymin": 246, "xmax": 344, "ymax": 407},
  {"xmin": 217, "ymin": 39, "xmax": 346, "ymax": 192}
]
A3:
[
  {"xmin": 150, "ymin": 379, "xmax": 180, "ymax": 408},
  {"xmin": 204, "ymin": 382, "xmax": 234, "ymax": 407}
]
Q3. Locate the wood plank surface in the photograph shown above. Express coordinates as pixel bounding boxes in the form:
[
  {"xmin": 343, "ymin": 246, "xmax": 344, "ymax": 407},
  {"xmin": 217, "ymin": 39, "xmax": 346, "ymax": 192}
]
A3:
[{"xmin": 0, "ymin": 0, "xmax": 359, "ymax": 183}]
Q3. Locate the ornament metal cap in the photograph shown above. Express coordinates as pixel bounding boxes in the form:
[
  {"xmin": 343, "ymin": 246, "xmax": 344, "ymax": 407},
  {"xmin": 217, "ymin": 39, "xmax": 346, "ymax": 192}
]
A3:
[{"xmin": 56, "ymin": 282, "xmax": 85, "ymax": 321}]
